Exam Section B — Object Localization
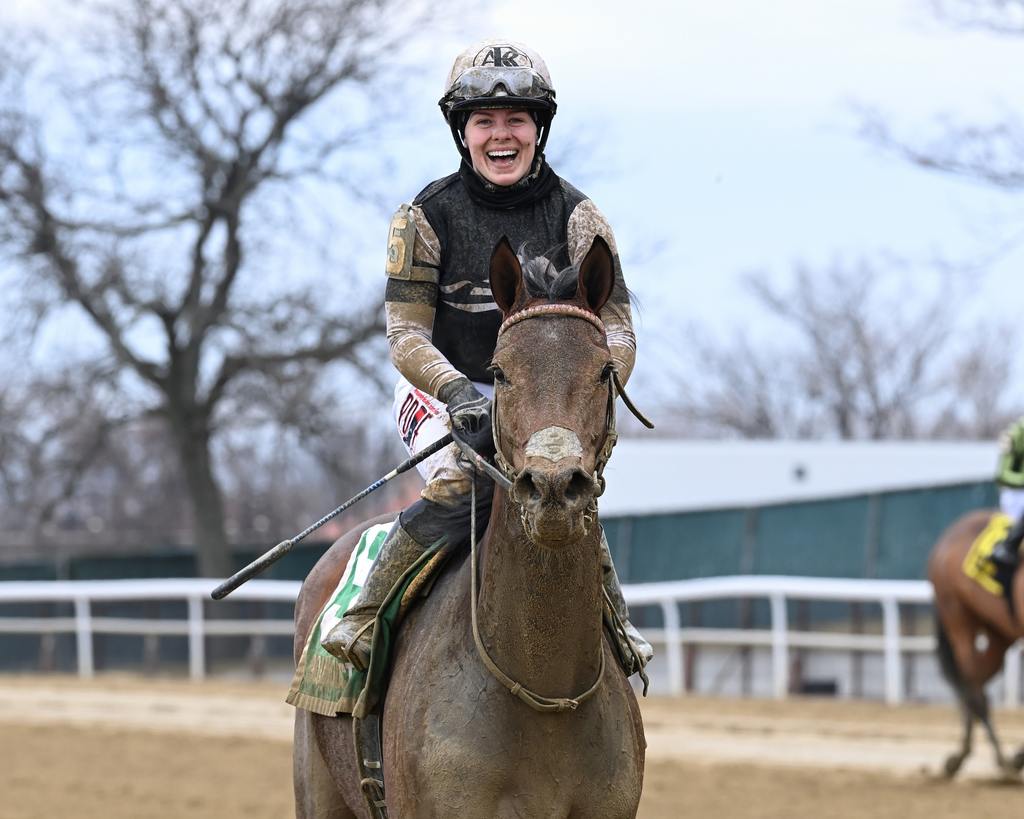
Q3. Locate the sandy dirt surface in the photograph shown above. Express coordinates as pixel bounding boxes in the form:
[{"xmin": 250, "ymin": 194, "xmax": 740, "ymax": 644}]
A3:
[{"xmin": 1, "ymin": 674, "xmax": 1023, "ymax": 818}]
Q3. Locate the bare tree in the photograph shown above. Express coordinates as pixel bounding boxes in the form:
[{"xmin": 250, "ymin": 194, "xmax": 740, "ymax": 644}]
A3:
[
  {"xmin": 659, "ymin": 259, "xmax": 1019, "ymax": 440},
  {"xmin": 862, "ymin": 3, "xmax": 1024, "ymax": 200},
  {"xmin": 0, "ymin": 0, "xmax": 447, "ymax": 576},
  {"xmin": 928, "ymin": 321, "xmax": 1019, "ymax": 438},
  {"xmin": 848, "ymin": 0, "xmax": 1024, "ymax": 438},
  {"xmin": 0, "ymin": 376, "xmax": 414, "ymax": 565}
]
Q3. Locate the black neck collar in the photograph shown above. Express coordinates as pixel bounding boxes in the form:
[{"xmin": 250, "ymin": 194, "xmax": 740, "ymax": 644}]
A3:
[{"xmin": 459, "ymin": 157, "xmax": 558, "ymax": 210}]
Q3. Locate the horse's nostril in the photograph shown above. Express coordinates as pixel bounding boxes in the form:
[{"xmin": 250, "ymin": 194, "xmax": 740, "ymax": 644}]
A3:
[
  {"xmin": 514, "ymin": 472, "xmax": 542, "ymax": 505},
  {"xmin": 565, "ymin": 470, "xmax": 593, "ymax": 504}
]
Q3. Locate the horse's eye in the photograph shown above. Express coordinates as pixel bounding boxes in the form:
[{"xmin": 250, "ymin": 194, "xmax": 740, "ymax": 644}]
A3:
[
  {"xmin": 600, "ymin": 363, "xmax": 614, "ymax": 384},
  {"xmin": 490, "ymin": 366, "xmax": 508, "ymax": 385}
]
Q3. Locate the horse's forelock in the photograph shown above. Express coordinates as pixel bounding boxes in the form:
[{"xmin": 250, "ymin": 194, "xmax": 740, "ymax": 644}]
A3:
[{"xmin": 517, "ymin": 242, "xmax": 578, "ymax": 303}]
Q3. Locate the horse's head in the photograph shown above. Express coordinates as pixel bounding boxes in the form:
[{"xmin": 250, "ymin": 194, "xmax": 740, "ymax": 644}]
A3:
[{"xmin": 488, "ymin": 236, "xmax": 618, "ymax": 548}]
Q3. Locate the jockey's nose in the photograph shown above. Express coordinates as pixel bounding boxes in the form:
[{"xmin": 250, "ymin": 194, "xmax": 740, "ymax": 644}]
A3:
[{"xmin": 512, "ymin": 464, "xmax": 597, "ymax": 515}]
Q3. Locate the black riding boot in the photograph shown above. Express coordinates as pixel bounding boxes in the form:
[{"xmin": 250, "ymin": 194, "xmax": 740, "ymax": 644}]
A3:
[{"xmin": 991, "ymin": 515, "xmax": 1024, "ymax": 572}]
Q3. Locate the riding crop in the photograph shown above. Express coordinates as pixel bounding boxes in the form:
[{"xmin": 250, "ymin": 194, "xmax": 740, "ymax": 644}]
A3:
[{"xmin": 210, "ymin": 432, "xmax": 456, "ymax": 600}]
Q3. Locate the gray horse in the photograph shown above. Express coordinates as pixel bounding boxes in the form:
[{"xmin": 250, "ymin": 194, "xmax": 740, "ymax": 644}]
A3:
[{"xmin": 293, "ymin": 236, "xmax": 646, "ymax": 818}]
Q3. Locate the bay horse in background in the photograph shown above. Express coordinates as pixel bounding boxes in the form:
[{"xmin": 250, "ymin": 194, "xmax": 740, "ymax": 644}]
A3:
[
  {"xmin": 929, "ymin": 509, "xmax": 1024, "ymax": 779},
  {"xmin": 292, "ymin": 236, "xmax": 646, "ymax": 818}
]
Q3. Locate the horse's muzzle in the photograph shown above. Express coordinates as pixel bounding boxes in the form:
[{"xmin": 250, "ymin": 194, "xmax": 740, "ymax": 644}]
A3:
[{"xmin": 511, "ymin": 461, "xmax": 600, "ymax": 546}]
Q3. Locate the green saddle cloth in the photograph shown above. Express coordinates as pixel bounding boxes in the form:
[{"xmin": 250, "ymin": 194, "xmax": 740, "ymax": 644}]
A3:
[{"xmin": 286, "ymin": 523, "xmax": 444, "ymax": 718}]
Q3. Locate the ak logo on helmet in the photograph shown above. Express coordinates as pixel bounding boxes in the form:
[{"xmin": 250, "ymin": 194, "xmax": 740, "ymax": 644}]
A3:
[{"xmin": 474, "ymin": 45, "xmax": 533, "ymax": 69}]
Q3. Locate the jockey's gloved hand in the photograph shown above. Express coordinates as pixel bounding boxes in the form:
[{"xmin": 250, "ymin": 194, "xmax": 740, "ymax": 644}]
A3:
[{"xmin": 439, "ymin": 377, "xmax": 494, "ymax": 457}]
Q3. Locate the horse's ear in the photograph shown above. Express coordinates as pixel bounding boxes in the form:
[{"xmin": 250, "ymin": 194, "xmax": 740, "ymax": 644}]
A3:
[
  {"xmin": 576, "ymin": 235, "xmax": 615, "ymax": 314},
  {"xmin": 489, "ymin": 236, "xmax": 524, "ymax": 316}
]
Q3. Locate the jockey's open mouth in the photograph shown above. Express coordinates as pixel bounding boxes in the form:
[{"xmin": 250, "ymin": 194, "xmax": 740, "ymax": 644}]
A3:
[{"xmin": 486, "ymin": 148, "xmax": 519, "ymax": 169}]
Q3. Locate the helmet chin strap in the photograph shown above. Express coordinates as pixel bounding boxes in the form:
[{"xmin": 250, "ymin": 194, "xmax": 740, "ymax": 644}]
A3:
[{"xmin": 450, "ymin": 118, "xmax": 472, "ymax": 162}]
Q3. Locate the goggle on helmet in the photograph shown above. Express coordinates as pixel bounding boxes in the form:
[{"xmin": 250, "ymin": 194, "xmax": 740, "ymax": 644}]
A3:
[{"xmin": 439, "ymin": 40, "xmax": 557, "ymax": 161}]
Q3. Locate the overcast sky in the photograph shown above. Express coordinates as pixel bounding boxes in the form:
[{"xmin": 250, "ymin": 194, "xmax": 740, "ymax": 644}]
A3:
[
  {"xmin": 471, "ymin": 0, "xmax": 1022, "ymax": 325},
  {"xmin": 8, "ymin": 0, "xmax": 1024, "ymax": 398},
  {"xmin": 336, "ymin": 0, "xmax": 1024, "ymax": 394}
]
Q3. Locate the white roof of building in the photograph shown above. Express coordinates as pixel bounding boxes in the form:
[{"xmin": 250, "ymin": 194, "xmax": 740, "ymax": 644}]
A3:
[{"xmin": 598, "ymin": 440, "xmax": 998, "ymax": 517}]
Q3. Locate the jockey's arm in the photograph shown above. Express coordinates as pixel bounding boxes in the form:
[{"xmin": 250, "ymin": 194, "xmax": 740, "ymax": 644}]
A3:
[
  {"xmin": 384, "ymin": 204, "xmax": 465, "ymax": 398},
  {"xmin": 566, "ymin": 200, "xmax": 637, "ymax": 384}
]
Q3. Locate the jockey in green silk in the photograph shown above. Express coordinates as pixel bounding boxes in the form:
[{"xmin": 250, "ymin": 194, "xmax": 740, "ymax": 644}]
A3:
[{"xmin": 990, "ymin": 416, "xmax": 1024, "ymax": 571}]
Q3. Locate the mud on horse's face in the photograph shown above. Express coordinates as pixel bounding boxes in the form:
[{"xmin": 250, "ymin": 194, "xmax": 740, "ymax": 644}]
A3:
[{"xmin": 487, "ymin": 236, "xmax": 616, "ymax": 548}]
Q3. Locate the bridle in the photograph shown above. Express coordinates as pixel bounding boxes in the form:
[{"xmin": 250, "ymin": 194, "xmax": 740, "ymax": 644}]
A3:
[
  {"xmin": 489, "ymin": 303, "xmax": 652, "ymax": 504},
  {"xmin": 464, "ymin": 302, "xmax": 653, "ymax": 714}
]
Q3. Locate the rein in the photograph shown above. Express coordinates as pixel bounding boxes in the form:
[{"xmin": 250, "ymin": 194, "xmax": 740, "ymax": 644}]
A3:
[
  {"xmin": 469, "ymin": 475, "xmax": 604, "ymax": 713},
  {"xmin": 466, "ymin": 302, "xmax": 652, "ymax": 714}
]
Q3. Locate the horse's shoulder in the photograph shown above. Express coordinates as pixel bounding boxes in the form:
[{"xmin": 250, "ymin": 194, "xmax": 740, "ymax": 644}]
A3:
[{"xmin": 389, "ymin": 545, "xmax": 471, "ymax": 662}]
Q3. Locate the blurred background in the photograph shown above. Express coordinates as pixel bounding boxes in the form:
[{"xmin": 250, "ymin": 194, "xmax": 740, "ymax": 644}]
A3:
[{"xmin": 0, "ymin": 0, "xmax": 1022, "ymax": 690}]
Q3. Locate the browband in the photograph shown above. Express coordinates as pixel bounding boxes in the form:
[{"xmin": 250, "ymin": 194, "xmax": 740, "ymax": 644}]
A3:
[{"xmin": 498, "ymin": 303, "xmax": 605, "ymax": 337}]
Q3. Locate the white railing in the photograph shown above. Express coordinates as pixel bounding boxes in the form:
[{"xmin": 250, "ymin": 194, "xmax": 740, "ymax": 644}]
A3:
[
  {"xmin": 626, "ymin": 575, "xmax": 1020, "ymax": 705},
  {"xmin": 0, "ymin": 578, "xmax": 300, "ymax": 681},
  {"xmin": 0, "ymin": 575, "xmax": 1018, "ymax": 706}
]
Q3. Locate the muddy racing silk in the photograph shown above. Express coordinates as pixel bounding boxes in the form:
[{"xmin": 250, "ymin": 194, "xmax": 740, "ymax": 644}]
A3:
[{"xmin": 384, "ymin": 167, "xmax": 636, "ymax": 399}]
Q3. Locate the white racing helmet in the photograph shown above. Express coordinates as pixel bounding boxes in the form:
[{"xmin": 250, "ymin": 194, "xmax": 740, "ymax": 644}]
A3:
[{"xmin": 439, "ymin": 39, "xmax": 557, "ymax": 160}]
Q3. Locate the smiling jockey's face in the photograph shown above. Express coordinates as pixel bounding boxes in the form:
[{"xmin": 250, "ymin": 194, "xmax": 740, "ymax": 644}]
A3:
[{"xmin": 464, "ymin": 109, "xmax": 537, "ymax": 186}]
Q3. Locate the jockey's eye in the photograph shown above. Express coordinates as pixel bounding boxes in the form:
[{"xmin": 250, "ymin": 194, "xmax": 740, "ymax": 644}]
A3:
[
  {"xmin": 600, "ymin": 363, "xmax": 614, "ymax": 384},
  {"xmin": 489, "ymin": 365, "xmax": 509, "ymax": 385}
]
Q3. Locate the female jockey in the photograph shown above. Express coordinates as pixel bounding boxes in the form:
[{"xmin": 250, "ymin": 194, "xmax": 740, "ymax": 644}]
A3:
[
  {"xmin": 321, "ymin": 39, "xmax": 653, "ymax": 675},
  {"xmin": 990, "ymin": 416, "xmax": 1024, "ymax": 570}
]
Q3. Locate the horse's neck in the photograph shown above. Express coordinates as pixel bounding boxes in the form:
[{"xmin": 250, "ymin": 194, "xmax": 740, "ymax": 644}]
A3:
[{"xmin": 475, "ymin": 492, "xmax": 605, "ymax": 697}]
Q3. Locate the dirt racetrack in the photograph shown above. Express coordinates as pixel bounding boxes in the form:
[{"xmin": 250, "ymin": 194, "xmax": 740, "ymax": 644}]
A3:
[{"xmin": 1, "ymin": 674, "xmax": 1023, "ymax": 818}]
